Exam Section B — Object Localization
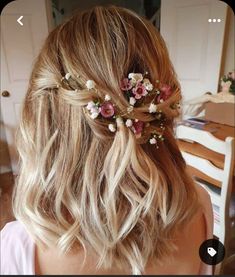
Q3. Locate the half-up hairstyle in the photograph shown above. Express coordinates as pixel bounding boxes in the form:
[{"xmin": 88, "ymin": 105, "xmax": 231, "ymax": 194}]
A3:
[{"xmin": 13, "ymin": 5, "xmax": 199, "ymax": 274}]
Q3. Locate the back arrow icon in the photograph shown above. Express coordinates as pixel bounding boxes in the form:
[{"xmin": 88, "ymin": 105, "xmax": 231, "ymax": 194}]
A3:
[{"xmin": 17, "ymin": 16, "xmax": 23, "ymax": 26}]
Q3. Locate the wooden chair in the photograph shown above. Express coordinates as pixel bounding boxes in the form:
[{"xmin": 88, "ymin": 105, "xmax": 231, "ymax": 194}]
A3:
[{"xmin": 175, "ymin": 124, "xmax": 235, "ymax": 274}]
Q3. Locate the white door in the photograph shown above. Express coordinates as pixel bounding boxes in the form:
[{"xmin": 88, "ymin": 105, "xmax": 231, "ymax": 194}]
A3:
[
  {"xmin": 160, "ymin": 0, "xmax": 227, "ymax": 111},
  {"xmin": 1, "ymin": 0, "xmax": 51, "ymax": 174}
]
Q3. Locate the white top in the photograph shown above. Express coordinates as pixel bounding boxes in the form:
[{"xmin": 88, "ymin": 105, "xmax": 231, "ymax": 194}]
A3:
[
  {"xmin": 1, "ymin": 219, "xmax": 35, "ymax": 274},
  {"xmin": 0, "ymin": 185, "xmax": 213, "ymax": 275}
]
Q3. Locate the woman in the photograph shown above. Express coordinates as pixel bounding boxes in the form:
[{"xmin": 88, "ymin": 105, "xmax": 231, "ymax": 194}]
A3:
[{"xmin": 1, "ymin": 5, "xmax": 213, "ymax": 275}]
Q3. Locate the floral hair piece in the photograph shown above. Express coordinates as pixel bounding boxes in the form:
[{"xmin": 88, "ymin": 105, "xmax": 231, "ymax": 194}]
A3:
[{"xmin": 61, "ymin": 72, "xmax": 180, "ymax": 147}]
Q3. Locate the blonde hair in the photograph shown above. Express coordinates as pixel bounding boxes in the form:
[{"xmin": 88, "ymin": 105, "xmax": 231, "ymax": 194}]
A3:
[{"xmin": 13, "ymin": 6, "xmax": 199, "ymax": 274}]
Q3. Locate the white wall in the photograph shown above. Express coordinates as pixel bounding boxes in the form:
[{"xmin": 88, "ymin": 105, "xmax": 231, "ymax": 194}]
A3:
[{"xmin": 220, "ymin": 5, "xmax": 234, "ymax": 77}]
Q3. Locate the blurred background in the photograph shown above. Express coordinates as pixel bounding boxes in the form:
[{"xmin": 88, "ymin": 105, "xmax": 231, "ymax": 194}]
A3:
[{"xmin": 51, "ymin": 0, "xmax": 161, "ymax": 27}]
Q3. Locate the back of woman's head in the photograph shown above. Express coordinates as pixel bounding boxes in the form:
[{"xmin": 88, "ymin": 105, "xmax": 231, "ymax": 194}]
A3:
[{"xmin": 14, "ymin": 5, "xmax": 199, "ymax": 274}]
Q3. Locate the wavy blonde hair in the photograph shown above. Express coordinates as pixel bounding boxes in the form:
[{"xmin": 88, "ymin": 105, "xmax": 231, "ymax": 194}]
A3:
[{"xmin": 13, "ymin": 6, "xmax": 199, "ymax": 274}]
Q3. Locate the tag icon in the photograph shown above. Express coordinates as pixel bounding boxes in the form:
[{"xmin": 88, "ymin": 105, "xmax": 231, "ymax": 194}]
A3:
[
  {"xmin": 199, "ymin": 239, "xmax": 225, "ymax": 265},
  {"xmin": 207, "ymin": 247, "xmax": 217, "ymax": 257}
]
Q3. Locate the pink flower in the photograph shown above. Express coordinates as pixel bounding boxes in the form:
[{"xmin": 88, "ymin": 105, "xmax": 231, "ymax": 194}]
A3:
[
  {"xmin": 157, "ymin": 84, "xmax": 172, "ymax": 103},
  {"xmin": 132, "ymin": 82, "xmax": 148, "ymax": 99},
  {"xmin": 120, "ymin": 78, "xmax": 132, "ymax": 91},
  {"xmin": 100, "ymin": 102, "xmax": 115, "ymax": 118},
  {"xmin": 221, "ymin": 81, "xmax": 231, "ymax": 92},
  {"xmin": 131, "ymin": 120, "xmax": 144, "ymax": 135}
]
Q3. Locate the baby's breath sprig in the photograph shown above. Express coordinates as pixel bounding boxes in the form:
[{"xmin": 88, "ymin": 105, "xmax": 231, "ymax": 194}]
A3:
[{"xmin": 61, "ymin": 72, "xmax": 179, "ymax": 146}]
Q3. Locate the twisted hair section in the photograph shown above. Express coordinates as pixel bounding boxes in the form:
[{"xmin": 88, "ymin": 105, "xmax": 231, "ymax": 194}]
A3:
[{"xmin": 13, "ymin": 6, "xmax": 199, "ymax": 274}]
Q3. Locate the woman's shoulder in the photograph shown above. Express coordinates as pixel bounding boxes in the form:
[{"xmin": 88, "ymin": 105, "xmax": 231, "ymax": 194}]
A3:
[
  {"xmin": 0, "ymin": 220, "xmax": 35, "ymax": 274},
  {"xmin": 171, "ymin": 185, "xmax": 213, "ymax": 274},
  {"xmin": 195, "ymin": 183, "xmax": 212, "ymax": 205},
  {"xmin": 194, "ymin": 184, "xmax": 214, "ymax": 228},
  {"xmin": 194, "ymin": 184, "xmax": 214, "ymax": 274}
]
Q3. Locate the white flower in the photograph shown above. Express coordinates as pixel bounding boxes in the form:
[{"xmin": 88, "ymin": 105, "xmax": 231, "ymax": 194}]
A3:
[
  {"xmin": 105, "ymin": 94, "xmax": 111, "ymax": 101},
  {"xmin": 87, "ymin": 101, "xmax": 100, "ymax": 119},
  {"xmin": 86, "ymin": 80, "xmax": 95, "ymax": 90},
  {"xmin": 146, "ymin": 83, "xmax": 153, "ymax": 91},
  {"xmin": 149, "ymin": 103, "xmax": 157, "ymax": 113},
  {"xmin": 127, "ymin": 106, "xmax": 134, "ymax": 113},
  {"xmin": 86, "ymin": 101, "xmax": 96, "ymax": 110},
  {"xmin": 65, "ymin": 73, "xmax": 71, "ymax": 80},
  {"xmin": 116, "ymin": 117, "xmax": 123, "ymax": 125},
  {"xmin": 143, "ymin": 78, "xmax": 150, "ymax": 83},
  {"xmin": 149, "ymin": 138, "xmax": 157, "ymax": 144},
  {"xmin": 90, "ymin": 112, "xmax": 99, "ymax": 119},
  {"xmin": 129, "ymin": 97, "xmax": 136, "ymax": 106},
  {"xmin": 90, "ymin": 106, "xmax": 100, "ymax": 114},
  {"xmin": 108, "ymin": 124, "xmax": 116, "ymax": 132},
  {"xmin": 143, "ymin": 78, "xmax": 153, "ymax": 91},
  {"xmin": 221, "ymin": 80, "xmax": 232, "ymax": 86},
  {"xmin": 130, "ymin": 78, "xmax": 137, "ymax": 86},
  {"xmin": 128, "ymin": 73, "xmax": 143, "ymax": 83},
  {"xmin": 125, "ymin": 119, "xmax": 133, "ymax": 127}
]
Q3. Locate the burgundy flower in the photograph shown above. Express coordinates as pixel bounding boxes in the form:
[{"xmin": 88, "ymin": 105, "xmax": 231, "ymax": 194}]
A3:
[
  {"xmin": 131, "ymin": 120, "xmax": 144, "ymax": 135},
  {"xmin": 120, "ymin": 78, "xmax": 132, "ymax": 91},
  {"xmin": 132, "ymin": 82, "xmax": 148, "ymax": 99},
  {"xmin": 100, "ymin": 102, "xmax": 115, "ymax": 118},
  {"xmin": 157, "ymin": 84, "xmax": 172, "ymax": 103}
]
